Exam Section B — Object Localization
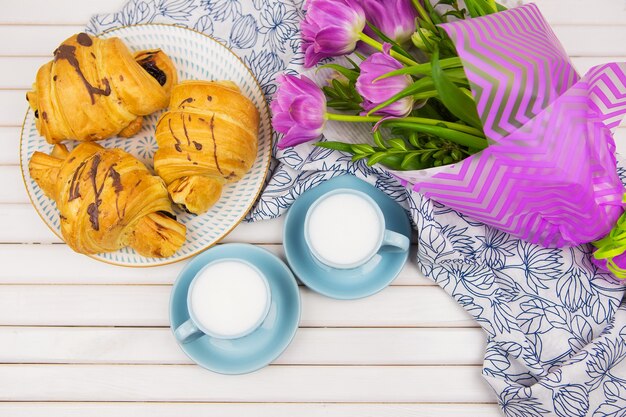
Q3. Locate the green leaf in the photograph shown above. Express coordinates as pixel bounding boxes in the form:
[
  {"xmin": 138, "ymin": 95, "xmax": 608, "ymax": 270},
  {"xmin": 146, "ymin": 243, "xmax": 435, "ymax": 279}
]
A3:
[
  {"xmin": 367, "ymin": 67, "xmax": 469, "ymax": 117},
  {"xmin": 367, "ymin": 152, "xmax": 389, "ymax": 166},
  {"xmin": 431, "ymin": 48, "xmax": 483, "ymax": 130},
  {"xmin": 354, "ymin": 51, "xmax": 366, "ymax": 61},
  {"xmin": 322, "ymin": 86, "xmax": 340, "ymax": 99},
  {"xmin": 433, "ymin": 149, "xmax": 448, "ymax": 160},
  {"xmin": 317, "ymin": 64, "xmax": 359, "ymax": 82},
  {"xmin": 400, "ymin": 152, "xmax": 423, "ymax": 170},
  {"xmin": 351, "ymin": 154, "xmax": 369, "ymax": 162},
  {"xmin": 425, "ymin": 0, "xmax": 443, "ymax": 24},
  {"xmin": 465, "ymin": 0, "xmax": 498, "ymax": 16},
  {"xmin": 367, "ymin": 76, "xmax": 435, "ymax": 116},
  {"xmin": 408, "ymin": 132, "xmax": 421, "ymax": 148},
  {"xmin": 352, "ymin": 144, "xmax": 376, "ymax": 154},
  {"xmin": 314, "ymin": 141, "xmax": 353, "ymax": 153},
  {"xmin": 379, "ymin": 154, "xmax": 405, "ymax": 170},
  {"xmin": 326, "ymin": 100, "xmax": 360, "ymax": 111},
  {"xmin": 420, "ymin": 150, "xmax": 435, "ymax": 163},
  {"xmin": 323, "ymin": 76, "xmax": 363, "ymax": 112},
  {"xmin": 373, "ymin": 130, "xmax": 387, "ymax": 149},
  {"xmin": 413, "ymin": 90, "xmax": 439, "ymax": 101},
  {"xmin": 366, "ymin": 22, "xmax": 414, "ymax": 61},
  {"xmin": 441, "ymin": 67, "xmax": 472, "ymax": 84},
  {"xmin": 374, "ymin": 57, "xmax": 463, "ymax": 80},
  {"xmin": 441, "ymin": 9, "xmax": 466, "ymax": 20},
  {"xmin": 412, "ymin": 0, "xmax": 437, "ymax": 32},
  {"xmin": 387, "ymin": 138, "xmax": 409, "ymax": 151},
  {"xmin": 382, "ymin": 120, "xmax": 488, "ymax": 150},
  {"xmin": 464, "ymin": 1, "xmax": 481, "ymax": 18},
  {"xmin": 331, "ymin": 79, "xmax": 351, "ymax": 100},
  {"xmin": 485, "ymin": 0, "xmax": 498, "ymax": 12},
  {"xmin": 345, "ymin": 56, "xmax": 360, "ymax": 71}
]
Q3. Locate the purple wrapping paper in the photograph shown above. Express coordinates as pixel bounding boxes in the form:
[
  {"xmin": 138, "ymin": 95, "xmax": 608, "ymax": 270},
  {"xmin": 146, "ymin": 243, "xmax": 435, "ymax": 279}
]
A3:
[{"xmin": 393, "ymin": 4, "xmax": 626, "ymax": 248}]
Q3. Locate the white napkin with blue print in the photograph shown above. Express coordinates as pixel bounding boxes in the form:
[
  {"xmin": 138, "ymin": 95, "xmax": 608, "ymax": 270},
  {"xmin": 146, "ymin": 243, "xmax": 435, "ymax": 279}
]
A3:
[{"xmin": 88, "ymin": 1, "xmax": 626, "ymax": 415}]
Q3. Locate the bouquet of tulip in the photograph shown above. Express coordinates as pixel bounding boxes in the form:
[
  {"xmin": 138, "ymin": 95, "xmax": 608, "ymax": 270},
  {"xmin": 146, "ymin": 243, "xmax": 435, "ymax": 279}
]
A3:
[
  {"xmin": 273, "ymin": 0, "xmax": 492, "ymax": 169},
  {"xmin": 271, "ymin": 0, "xmax": 626, "ymax": 280}
]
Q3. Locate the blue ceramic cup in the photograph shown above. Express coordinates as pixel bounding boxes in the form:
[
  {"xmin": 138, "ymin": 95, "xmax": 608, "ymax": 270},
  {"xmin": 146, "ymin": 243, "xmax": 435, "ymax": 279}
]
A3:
[
  {"xmin": 304, "ymin": 188, "xmax": 410, "ymax": 270},
  {"xmin": 174, "ymin": 259, "xmax": 272, "ymax": 344}
]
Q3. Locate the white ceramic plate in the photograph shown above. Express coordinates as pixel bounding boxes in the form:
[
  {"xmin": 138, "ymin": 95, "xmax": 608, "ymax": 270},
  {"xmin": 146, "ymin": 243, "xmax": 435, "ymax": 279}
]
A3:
[{"xmin": 20, "ymin": 24, "xmax": 272, "ymax": 267}]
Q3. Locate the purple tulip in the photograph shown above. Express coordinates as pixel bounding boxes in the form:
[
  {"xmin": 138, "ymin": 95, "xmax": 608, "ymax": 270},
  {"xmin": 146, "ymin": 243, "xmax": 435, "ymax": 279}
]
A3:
[
  {"xmin": 271, "ymin": 74, "xmax": 327, "ymax": 149},
  {"xmin": 301, "ymin": 0, "xmax": 367, "ymax": 68},
  {"xmin": 357, "ymin": 0, "xmax": 418, "ymax": 44},
  {"xmin": 356, "ymin": 44, "xmax": 415, "ymax": 117}
]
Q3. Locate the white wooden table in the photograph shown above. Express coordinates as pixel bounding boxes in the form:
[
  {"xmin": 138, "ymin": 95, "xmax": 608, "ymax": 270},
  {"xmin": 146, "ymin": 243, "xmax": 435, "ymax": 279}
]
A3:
[{"xmin": 0, "ymin": 1, "xmax": 625, "ymax": 415}]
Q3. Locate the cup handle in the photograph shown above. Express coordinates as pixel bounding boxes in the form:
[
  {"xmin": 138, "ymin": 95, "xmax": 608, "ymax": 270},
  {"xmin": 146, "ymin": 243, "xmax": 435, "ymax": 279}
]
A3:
[
  {"xmin": 174, "ymin": 319, "xmax": 203, "ymax": 344},
  {"xmin": 381, "ymin": 229, "xmax": 410, "ymax": 252}
]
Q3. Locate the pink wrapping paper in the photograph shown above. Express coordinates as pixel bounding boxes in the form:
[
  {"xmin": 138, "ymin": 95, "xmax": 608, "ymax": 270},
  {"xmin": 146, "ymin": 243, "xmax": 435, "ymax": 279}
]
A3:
[{"xmin": 393, "ymin": 4, "xmax": 626, "ymax": 248}]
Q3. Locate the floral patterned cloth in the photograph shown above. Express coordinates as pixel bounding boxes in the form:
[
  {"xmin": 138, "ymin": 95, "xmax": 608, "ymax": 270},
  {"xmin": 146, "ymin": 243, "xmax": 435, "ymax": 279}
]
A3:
[{"xmin": 89, "ymin": 1, "xmax": 626, "ymax": 415}]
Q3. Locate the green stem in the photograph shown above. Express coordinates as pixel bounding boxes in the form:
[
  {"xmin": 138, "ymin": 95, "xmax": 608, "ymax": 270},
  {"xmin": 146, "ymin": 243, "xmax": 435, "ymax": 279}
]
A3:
[
  {"xmin": 326, "ymin": 113, "xmax": 379, "ymax": 123},
  {"xmin": 384, "ymin": 121, "xmax": 488, "ymax": 150},
  {"xmin": 374, "ymin": 57, "xmax": 463, "ymax": 81},
  {"xmin": 411, "ymin": 0, "xmax": 436, "ymax": 31},
  {"xmin": 326, "ymin": 113, "xmax": 485, "ymax": 137},
  {"xmin": 358, "ymin": 33, "xmax": 418, "ymax": 67}
]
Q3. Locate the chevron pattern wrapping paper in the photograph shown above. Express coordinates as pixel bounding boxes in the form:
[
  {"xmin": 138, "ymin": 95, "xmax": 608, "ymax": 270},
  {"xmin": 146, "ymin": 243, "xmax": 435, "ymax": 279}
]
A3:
[{"xmin": 393, "ymin": 4, "xmax": 626, "ymax": 248}]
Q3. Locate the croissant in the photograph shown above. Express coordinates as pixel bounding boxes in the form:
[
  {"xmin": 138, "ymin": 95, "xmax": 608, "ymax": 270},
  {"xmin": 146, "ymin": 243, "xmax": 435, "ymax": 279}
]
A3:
[
  {"xmin": 154, "ymin": 80, "xmax": 260, "ymax": 214},
  {"xmin": 26, "ymin": 32, "xmax": 178, "ymax": 144},
  {"xmin": 28, "ymin": 142, "xmax": 186, "ymax": 258}
]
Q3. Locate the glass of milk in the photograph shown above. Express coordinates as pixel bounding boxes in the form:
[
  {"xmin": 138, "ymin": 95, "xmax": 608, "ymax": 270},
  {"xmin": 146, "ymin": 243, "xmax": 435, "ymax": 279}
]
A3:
[
  {"xmin": 304, "ymin": 189, "xmax": 410, "ymax": 269},
  {"xmin": 174, "ymin": 259, "xmax": 271, "ymax": 344}
]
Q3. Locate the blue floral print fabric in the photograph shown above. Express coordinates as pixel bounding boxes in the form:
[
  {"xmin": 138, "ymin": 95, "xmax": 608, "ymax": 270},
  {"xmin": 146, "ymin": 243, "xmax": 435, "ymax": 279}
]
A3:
[{"xmin": 89, "ymin": 1, "xmax": 626, "ymax": 415}]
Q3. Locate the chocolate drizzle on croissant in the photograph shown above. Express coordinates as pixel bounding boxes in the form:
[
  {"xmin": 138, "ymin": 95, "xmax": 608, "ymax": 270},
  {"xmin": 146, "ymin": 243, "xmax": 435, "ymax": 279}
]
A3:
[
  {"xmin": 208, "ymin": 114, "xmax": 223, "ymax": 175},
  {"xmin": 29, "ymin": 143, "xmax": 186, "ymax": 258},
  {"xmin": 26, "ymin": 33, "xmax": 178, "ymax": 144},
  {"xmin": 76, "ymin": 32, "xmax": 93, "ymax": 47},
  {"xmin": 53, "ymin": 44, "xmax": 111, "ymax": 105},
  {"xmin": 154, "ymin": 80, "xmax": 259, "ymax": 215}
]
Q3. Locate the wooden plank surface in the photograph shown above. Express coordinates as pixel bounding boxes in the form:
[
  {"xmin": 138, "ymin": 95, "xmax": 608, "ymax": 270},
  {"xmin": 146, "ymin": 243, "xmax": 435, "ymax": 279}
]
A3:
[
  {"xmin": 0, "ymin": 90, "xmax": 28, "ymax": 126},
  {"xmin": 0, "ymin": 127, "xmax": 21, "ymax": 163},
  {"xmin": 0, "ymin": 0, "xmax": 126, "ymax": 24},
  {"xmin": 2, "ymin": 0, "xmax": 625, "ymax": 26},
  {"xmin": 0, "ymin": 25, "xmax": 84, "ymax": 56},
  {"xmin": 0, "ymin": 285, "xmax": 475, "ymax": 327},
  {"xmin": 0, "ymin": 166, "xmax": 26, "ymax": 202},
  {"xmin": 0, "ymin": 364, "xmax": 494, "ymax": 402},
  {"xmin": 0, "ymin": 327, "xmax": 485, "ymax": 365},
  {"xmin": 0, "ymin": 244, "xmax": 431, "ymax": 285},
  {"xmin": 0, "ymin": 403, "xmax": 504, "ymax": 417},
  {"xmin": 2, "ymin": 0, "xmax": 624, "ymax": 414}
]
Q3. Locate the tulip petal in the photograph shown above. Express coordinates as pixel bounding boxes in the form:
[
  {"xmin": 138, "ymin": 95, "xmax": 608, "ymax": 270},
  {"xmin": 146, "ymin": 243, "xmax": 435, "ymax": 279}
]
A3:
[
  {"xmin": 271, "ymin": 74, "xmax": 327, "ymax": 149},
  {"xmin": 355, "ymin": 44, "xmax": 415, "ymax": 117},
  {"xmin": 290, "ymin": 96, "xmax": 326, "ymax": 130},
  {"xmin": 356, "ymin": 0, "xmax": 418, "ymax": 43},
  {"xmin": 299, "ymin": 0, "xmax": 366, "ymax": 67}
]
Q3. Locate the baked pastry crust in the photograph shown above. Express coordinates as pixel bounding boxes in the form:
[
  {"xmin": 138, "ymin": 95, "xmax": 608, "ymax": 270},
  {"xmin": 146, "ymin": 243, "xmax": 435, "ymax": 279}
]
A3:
[
  {"xmin": 154, "ymin": 80, "xmax": 260, "ymax": 214},
  {"xmin": 26, "ymin": 32, "xmax": 177, "ymax": 144},
  {"xmin": 29, "ymin": 142, "xmax": 186, "ymax": 258}
]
